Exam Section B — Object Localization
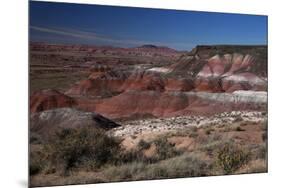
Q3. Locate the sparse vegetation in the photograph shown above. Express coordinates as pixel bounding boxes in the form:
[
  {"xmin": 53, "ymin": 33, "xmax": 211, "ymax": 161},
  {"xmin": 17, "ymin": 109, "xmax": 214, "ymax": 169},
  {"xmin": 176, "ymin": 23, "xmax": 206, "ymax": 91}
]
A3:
[
  {"xmin": 104, "ymin": 153, "xmax": 211, "ymax": 181},
  {"xmin": 44, "ymin": 127, "xmax": 121, "ymax": 175},
  {"xmin": 30, "ymin": 120, "xmax": 267, "ymax": 187}
]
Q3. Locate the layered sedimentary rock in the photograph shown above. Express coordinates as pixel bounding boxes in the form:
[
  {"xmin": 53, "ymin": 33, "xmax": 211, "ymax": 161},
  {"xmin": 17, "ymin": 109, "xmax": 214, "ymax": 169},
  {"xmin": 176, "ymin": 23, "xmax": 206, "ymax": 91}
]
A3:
[
  {"xmin": 30, "ymin": 44, "xmax": 267, "ymax": 120},
  {"xmin": 93, "ymin": 90, "xmax": 267, "ymax": 119},
  {"xmin": 30, "ymin": 89, "xmax": 76, "ymax": 113},
  {"xmin": 195, "ymin": 53, "xmax": 267, "ymax": 92},
  {"xmin": 66, "ymin": 70, "xmax": 129, "ymax": 97}
]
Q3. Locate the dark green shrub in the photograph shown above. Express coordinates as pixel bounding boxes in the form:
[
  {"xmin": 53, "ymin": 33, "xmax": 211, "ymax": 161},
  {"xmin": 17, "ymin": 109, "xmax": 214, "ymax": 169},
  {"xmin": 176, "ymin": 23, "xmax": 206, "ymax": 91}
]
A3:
[{"xmin": 216, "ymin": 143, "xmax": 251, "ymax": 174}]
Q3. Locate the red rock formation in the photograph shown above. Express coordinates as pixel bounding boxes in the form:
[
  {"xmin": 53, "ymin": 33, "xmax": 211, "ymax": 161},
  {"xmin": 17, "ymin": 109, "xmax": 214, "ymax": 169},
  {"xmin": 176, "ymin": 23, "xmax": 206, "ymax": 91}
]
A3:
[
  {"xmin": 30, "ymin": 89, "xmax": 76, "ymax": 113},
  {"xmin": 165, "ymin": 78, "xmax": 194, "ymax": 92},
  {"xmin": 94, "ymin": 91, "xmax": 191, "ymax": 118},
  {"xmin": 121, "ymin": 70, "xmax": 166, "ymax": 92},
  {"xmin": 195, "ymin": 54, "xmax": 267, "ymax": 92},
  {"xmin": 66, "ymin": 71, "xmax": 128, "ymax": 97},
  {"xmin": 93, "ymin": 90, "xmax": 266, "ymax": 119}
]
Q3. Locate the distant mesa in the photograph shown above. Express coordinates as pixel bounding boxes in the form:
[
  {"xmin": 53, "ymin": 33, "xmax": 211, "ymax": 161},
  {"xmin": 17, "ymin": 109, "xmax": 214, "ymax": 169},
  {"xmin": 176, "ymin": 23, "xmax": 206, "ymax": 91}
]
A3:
[
  {"xmin": 139, "ymin": 44, "xmax": 158, "ymax": 49},
  {"xmin": 134, "ymin": 44, "xmax": 178, "ymax": 53}
]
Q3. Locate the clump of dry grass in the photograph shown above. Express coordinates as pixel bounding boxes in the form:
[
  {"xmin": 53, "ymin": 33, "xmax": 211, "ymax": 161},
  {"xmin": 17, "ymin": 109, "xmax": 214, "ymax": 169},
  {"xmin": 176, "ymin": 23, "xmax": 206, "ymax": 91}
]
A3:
[{"xmin": 103, "ymin": 153, "xmax": 211, "ymax": 181}]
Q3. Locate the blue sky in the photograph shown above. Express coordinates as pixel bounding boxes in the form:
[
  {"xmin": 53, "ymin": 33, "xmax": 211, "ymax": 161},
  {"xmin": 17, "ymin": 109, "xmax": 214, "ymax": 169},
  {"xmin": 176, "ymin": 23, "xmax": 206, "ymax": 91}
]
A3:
[{"xmin": 29, "ymin": 1, "xmax": 267, "ymax": 50}]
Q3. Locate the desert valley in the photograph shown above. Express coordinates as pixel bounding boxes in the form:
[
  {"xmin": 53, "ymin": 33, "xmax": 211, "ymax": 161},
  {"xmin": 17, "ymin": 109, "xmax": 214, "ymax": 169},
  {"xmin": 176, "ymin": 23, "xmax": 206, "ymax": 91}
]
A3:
[{"xmin": 29, "ymin": 43, "xmax": 267, "ymax": 187}]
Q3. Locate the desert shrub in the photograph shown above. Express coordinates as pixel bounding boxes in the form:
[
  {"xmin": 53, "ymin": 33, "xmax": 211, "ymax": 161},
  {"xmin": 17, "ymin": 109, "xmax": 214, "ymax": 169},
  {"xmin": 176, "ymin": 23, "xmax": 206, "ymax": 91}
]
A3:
[
  {"xmin": 189, "ymin": 132, "xmax": 199, "ymax": 138},
  {"xmin": 205, "ymin": 130, "xmax": 211, "ymax": 135},
  {"xmin": 138, "ymin": 139, "xmax": 151, "ymax": 150},
  {"xmin": 113, "ymin": 149, "xmax": 148, "ymax": 165},
  {"xmin": 216, "ymin": 143, "xmax": 251, "ymax": 174},
  {"xmin": 45, "ymin": 127, "xmax": 121, "ymax": 174},
  {"xmin": 262, "ymin": 132, "xmax": 267, "ymax": 141},
  {"xmin": 261, "ymin": 111, "xmax": 267, "ymax": 116},
  {"xmin": 261, "ymin": 122, "xmax": 268, "ymax": 131},
  {"xmin": 204, "ymin": 127, "xmax": 214, "ymax": 135},
  {"xmin": 251, "ymin": 144, "xmax": 267, "ymax": 160},
  {"xmin": 190, "ymin": 126, "xmax": 198, "ymax": 132},
  {"xmin": 30, "ymin": 160, "xmax": 41, "ymax": 176},
  {"xmin": 114, "ymin": 136, "xmax": 182, "ymax": 165},
  {"xmin": 30, "ymin": 149, "xmax": 46, "ymax": 176},
  {"xmin": 104, "ymin": 162, "xmax": 146, "ymax": 181},
  {"xmin": 30, "ymin": 133, "xmax": 43, "ymax": 144},
  {"xmin": 144, "ymin": 153, "xmax": 211, "ymax": 179},
  {"xmin": 200, "ymin": 140, "xmax": 222, "ymax": 156},
  {"xmin": 154, "ymin": 137, "xmax": 182, "ymax": 160},
  {"xmin": 235, "ymin": 126, "xmax": 245, "ymax": 132},
  {"xmin": 199, "ymin": 136, "xmax": 229, "ymax": 157}
]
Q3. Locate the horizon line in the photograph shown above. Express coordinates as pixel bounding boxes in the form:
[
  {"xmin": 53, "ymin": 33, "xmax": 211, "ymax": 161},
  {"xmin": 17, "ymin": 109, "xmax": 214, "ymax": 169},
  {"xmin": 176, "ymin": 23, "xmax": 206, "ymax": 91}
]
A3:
[{"xmin": 29, "ymin": 41, "xmax": 267, "ymax": 51}]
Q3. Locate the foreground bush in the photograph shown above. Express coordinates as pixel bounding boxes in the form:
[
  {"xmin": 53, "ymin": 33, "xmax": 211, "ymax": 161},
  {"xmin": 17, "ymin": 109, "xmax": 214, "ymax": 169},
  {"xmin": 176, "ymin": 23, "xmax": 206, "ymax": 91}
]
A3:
[
  {"xmin": 138, "ymin": 139, "xmax": 151, "ymax": 150},
  {"xmin": 45, "ymin": 127, "xmax": 121, "ymax": 174},
  {"xmin": 30, "ymin": 149, "xmax": 46, "ymax": 175},
  {"xmin": 216, "ymin": 143, "xmax": 251, "ymax": 174},
  {"xmin": 154, "ymin": 137, "xmax": 182, "ymax": 160}
]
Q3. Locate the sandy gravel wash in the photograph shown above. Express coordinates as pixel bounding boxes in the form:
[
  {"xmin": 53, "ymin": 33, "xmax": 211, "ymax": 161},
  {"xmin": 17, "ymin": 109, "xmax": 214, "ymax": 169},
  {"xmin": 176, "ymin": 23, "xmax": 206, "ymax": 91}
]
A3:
[{"xmin": 109, "ymin": 111, "xmax": 267, "ymax": 137}]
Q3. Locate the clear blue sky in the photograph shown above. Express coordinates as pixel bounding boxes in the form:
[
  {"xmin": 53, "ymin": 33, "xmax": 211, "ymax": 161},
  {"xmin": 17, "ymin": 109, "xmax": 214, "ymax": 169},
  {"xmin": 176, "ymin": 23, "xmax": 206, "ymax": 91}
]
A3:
[{"xmin": 29, "ymin": 1, "xmax": 267, "ymax": 50}]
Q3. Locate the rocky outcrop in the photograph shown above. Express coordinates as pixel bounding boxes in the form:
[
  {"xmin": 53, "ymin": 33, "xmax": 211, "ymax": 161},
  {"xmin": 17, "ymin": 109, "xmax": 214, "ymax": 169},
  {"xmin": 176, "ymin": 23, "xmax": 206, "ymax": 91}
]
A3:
[{"xmin": 30, "ymin": 108, "xmax": 121, "ymax": 140}]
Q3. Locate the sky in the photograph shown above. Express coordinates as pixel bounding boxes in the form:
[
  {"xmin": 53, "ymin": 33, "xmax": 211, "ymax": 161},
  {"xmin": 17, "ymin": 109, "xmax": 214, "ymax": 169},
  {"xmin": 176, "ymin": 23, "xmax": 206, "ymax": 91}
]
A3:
[{"xmin": 29, "ymin": 1, "xmax": 267, "ymax": 50}]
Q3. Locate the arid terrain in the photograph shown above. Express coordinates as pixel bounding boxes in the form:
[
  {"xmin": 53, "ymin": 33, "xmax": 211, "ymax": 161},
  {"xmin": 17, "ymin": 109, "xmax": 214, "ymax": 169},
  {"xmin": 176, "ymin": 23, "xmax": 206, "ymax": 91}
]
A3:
[{"xmin": 29, "ymin": 43, "xmax": 267, "ymax": 187}]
